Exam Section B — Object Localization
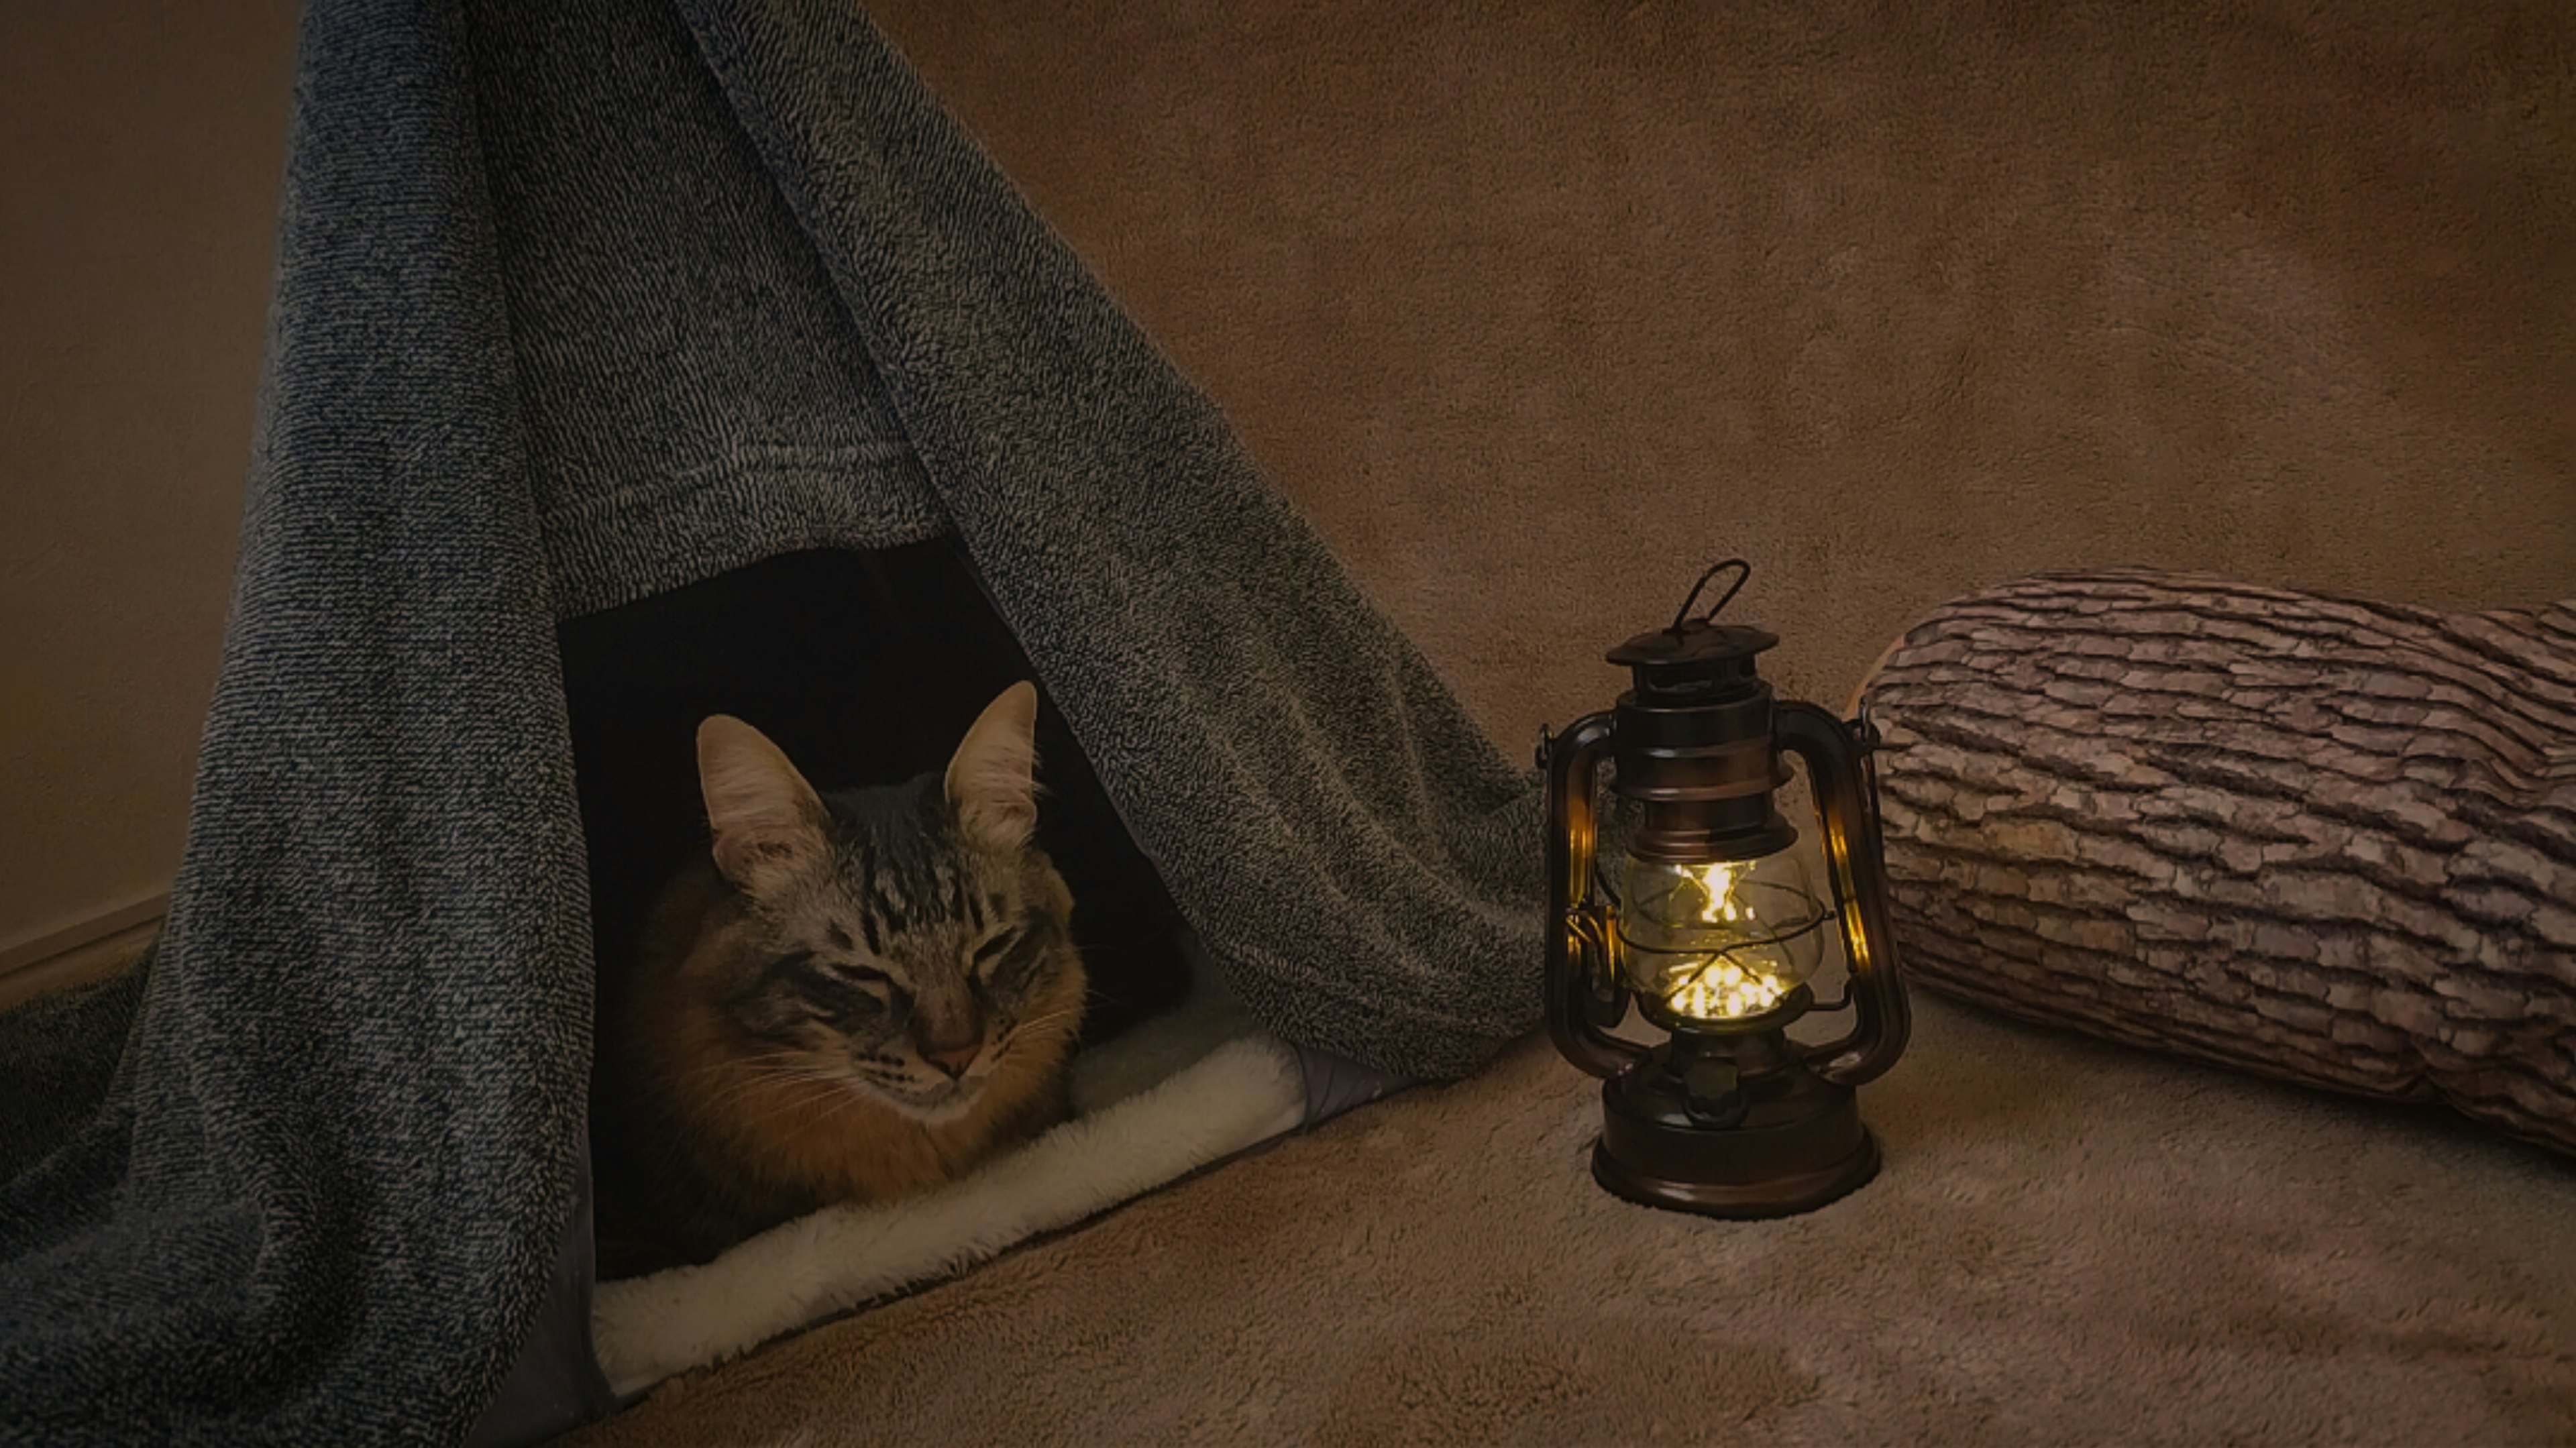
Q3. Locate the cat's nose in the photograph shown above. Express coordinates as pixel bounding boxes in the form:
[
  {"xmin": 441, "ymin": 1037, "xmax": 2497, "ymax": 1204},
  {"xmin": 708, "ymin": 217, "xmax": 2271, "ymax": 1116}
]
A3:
[{"xmin": 924, "ymin": 1044, "xmax": 979, "ymax": 1079}]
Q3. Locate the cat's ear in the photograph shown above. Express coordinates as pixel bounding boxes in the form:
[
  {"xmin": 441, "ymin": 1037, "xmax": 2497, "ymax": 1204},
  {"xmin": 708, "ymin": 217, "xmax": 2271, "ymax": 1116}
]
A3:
[
  {"xmin": 945, "ymin": 681, "xmax": 1040, "ymax": 850},
  {"xmin": 697, "ymin": 715, "xmax": 830, "ymax": 893}
]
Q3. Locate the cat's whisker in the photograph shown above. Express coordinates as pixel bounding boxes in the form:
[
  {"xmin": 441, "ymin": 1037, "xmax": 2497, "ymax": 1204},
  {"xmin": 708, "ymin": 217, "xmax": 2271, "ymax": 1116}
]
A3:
[
  {"xmin": 751, "ymin": 1066, "xmax": 868, "ymax": 1105},
  {"xmin": 700, "ymin": 1063, "xmax": 854, "ymax": 1114},
  {"xmin": 679, "ymin": 1049, "xmax": 819, "ymax": 1088},
  {"xmin": 691, "ymin": 1066, "xmax": 803, "ymax": 1103},
  {"xmin": 999, "ymin": 1007, "xmax": 1083, "ymax": 1041},
  {"xmin": 749, "ymin": 1068, "xmax": 847, "ymax": 1087},
  {"xmin": 1006, "ymin": 1002, "xmax": 1083, "ymax": 1029}
]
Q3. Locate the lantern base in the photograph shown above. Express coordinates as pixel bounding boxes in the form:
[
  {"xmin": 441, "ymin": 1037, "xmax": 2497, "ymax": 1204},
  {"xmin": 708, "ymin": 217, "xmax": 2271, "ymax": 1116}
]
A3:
[{"xmin": 1591, "ymin": 1039, "xmax": 1882, "ymax": 1219}]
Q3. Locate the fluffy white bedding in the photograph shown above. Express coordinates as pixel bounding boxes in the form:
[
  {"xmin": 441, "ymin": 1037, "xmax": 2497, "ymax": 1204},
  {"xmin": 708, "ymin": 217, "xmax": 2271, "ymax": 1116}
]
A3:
[{"xmin": 589, "ymin": 980, "xmax": 1306, "ymax": 1396}]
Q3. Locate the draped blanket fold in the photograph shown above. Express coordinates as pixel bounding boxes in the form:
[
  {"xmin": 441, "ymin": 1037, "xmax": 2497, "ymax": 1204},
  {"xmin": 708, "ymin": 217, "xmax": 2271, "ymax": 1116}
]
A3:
[{"xmin": 0, "ymin": 1, "xmax": 1544, "ymax": 1441}]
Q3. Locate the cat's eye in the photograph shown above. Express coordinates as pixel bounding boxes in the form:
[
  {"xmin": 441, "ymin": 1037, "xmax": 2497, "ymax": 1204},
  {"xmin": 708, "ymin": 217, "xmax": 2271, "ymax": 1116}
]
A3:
[
  {"xmin": 841, "ymin": 963, "xmax": 898, "ymax": 991},
  {"xmin": 969, "ymin": 928, "xmax": 1023, "ymax": 974},
  {"xmin": 773, "ymin": 953, "xmax": 896, "ymax": 1015}
]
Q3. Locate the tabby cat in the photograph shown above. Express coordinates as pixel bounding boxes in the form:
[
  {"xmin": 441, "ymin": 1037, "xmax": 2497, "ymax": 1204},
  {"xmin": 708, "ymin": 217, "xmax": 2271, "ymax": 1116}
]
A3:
[{"xmin": 594, "ymin": 682, "xmax": 1087, "ymax": 1277}]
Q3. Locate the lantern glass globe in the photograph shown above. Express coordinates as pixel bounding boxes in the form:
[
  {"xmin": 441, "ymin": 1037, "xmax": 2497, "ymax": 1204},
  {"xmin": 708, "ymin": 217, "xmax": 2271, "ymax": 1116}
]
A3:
[{"xmin": 1615, "ymin": 846, "xmax": 1831, "ymax": 1021}]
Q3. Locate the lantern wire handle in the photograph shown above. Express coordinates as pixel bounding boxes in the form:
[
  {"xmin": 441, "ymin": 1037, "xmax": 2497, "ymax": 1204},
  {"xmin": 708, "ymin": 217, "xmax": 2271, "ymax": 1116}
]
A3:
[{"xmin": 1668, "ymin": 557, "xmax": 1752, "ymax": 634}]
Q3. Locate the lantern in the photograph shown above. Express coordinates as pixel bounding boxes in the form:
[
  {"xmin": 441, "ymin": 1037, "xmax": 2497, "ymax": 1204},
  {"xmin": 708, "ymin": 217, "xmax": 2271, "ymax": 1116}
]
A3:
[{"xmin": 1538, "ymin": 559, "xmax": 1911, "ymax": 1217}]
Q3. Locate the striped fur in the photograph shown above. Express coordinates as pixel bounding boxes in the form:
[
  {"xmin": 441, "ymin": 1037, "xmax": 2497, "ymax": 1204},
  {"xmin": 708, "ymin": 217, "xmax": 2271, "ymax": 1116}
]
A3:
[{"xmin": 595, "ymin": 688, "xmax": 1085, "ymax": 1277}]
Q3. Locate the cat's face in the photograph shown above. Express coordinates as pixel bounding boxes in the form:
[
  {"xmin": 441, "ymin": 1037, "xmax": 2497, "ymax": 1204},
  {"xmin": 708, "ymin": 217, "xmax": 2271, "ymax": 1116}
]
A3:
[{"xmin": 692, "ymin": 683, "xmax": 1083, "ymax": 1122}]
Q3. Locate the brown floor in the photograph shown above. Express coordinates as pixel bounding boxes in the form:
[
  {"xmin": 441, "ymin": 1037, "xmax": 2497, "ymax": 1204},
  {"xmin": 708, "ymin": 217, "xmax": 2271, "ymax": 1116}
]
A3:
[{"xmin": 577, "ymin": 996, "xmax": 2576, "ymax": 1447}]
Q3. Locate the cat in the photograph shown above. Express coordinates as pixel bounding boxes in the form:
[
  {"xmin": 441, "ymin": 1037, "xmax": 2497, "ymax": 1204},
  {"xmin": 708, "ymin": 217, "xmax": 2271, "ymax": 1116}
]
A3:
[{"xmin": 592, "ymin": 681, "xmax": 1087, "ymax": 1278}]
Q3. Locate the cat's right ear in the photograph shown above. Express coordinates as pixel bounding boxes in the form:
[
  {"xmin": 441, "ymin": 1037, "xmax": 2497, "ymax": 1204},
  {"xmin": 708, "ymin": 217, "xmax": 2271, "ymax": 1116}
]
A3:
[{"xmin": 696, "ymin": 716, "xmax": 829, "ymax": 895}]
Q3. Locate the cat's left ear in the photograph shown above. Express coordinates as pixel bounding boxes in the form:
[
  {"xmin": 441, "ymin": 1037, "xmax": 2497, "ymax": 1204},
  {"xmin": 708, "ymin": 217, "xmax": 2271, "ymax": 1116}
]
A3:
[
  {"xmin": 946, "ymin": 681, "xmax": 1041, "ymax": 850},
  {"xmin": 698, "ymin": 715, "xmax": 831, "ymax": 894}
]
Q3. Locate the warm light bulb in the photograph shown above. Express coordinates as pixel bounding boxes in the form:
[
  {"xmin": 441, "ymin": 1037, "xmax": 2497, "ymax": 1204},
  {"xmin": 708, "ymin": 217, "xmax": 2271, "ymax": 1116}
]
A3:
[
  {"xmin": 1690, "ymin": 862, "xmax": 1746, "ymax": 924},
  {"xmin": 1665, "ymin": 956, "xmax": 1790, "ymax": 1020}
]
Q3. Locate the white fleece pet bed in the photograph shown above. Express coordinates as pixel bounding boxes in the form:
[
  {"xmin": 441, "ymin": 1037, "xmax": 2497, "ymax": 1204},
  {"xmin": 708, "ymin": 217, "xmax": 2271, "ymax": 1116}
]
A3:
[{"xmin": 590, "ymin": 958, "xmax": 1310, "ymax": 1395}]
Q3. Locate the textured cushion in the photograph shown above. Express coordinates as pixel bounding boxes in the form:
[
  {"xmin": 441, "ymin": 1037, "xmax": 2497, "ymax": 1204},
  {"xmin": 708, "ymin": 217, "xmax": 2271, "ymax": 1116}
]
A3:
[{"xmin": 1862, "ymin": 569, "xmax": 2576, "ymax": 1157}]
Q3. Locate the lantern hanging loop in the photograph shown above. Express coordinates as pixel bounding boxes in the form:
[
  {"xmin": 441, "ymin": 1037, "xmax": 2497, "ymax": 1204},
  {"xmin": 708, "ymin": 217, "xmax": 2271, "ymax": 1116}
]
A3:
[{"xmin": 1668, "ymin": 557, "xmax": 1752, "ymax": 635}]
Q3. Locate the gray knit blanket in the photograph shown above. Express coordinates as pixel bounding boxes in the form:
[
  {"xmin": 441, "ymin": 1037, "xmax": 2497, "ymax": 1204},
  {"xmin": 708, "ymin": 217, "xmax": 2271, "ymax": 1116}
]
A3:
[{"xmin": 0, "ymin": 1, "xmax": 1544, "ymax": 1441}]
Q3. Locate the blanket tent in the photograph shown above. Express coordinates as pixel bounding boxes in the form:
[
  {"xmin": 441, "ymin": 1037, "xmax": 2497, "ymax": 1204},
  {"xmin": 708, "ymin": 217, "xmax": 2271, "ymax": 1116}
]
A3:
[{"xmin": 0, "ymin": 0, "xmax": 1551, "ymax": 1441}]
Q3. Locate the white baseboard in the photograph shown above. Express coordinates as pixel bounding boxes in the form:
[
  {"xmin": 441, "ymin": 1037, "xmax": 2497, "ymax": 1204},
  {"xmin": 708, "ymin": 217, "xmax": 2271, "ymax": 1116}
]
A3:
[
  {"xmin": 0, "ymin": 892, "xmax": 170, "ymax": 976},
  {"xmin": 0, "ymin": 893, "xmax": 166, "ymax": 1013}
]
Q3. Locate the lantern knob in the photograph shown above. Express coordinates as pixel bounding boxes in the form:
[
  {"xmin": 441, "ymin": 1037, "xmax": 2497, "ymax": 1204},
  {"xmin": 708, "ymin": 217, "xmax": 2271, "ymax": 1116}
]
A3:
[
  {"xmin": 1607, "ymin": 557, "xmax": 1778, "ymax": 704},
  {"xmin": 1605, "ymin": 620, "xmax": 1779, "ymax": 705}
]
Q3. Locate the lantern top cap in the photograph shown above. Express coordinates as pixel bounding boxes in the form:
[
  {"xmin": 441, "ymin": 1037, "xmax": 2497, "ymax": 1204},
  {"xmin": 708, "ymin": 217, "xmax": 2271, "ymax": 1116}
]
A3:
[
  {"xmin": 1607, "ymin": 619, "xmax": 1778, "ymax": 706},
  {"xmin": 1611, "ymin": 557, "xmax": 1777, "ymax": 701},
  {"xmin": 1606, "ymin": 618, "xmax": 1779, "ymax": 671}
]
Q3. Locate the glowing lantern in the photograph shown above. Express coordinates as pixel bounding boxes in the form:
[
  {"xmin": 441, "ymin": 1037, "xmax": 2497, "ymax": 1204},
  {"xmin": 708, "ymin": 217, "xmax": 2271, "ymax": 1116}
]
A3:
[{"xmin": 1539, "ymin": 559, "xmax": 1911, "ymax": 1217}]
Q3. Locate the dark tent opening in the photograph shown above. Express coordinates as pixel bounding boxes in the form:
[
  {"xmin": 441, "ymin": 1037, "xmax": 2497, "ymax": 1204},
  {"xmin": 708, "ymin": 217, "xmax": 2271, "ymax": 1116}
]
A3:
[{"xmin": 561, "ymin": 543, "xmax": 1201, "ymax": 1280}]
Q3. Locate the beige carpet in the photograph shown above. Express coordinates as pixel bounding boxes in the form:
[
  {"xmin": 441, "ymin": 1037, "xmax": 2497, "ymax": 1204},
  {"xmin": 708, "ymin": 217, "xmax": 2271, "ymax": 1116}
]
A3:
[
  {"xmin": 575, "ymin": 996, "xmax": 2575, "ymax": 1446},
  {"xmin": 576, "ymin": 0, "xmax": 2575, "ymax": 1441}
]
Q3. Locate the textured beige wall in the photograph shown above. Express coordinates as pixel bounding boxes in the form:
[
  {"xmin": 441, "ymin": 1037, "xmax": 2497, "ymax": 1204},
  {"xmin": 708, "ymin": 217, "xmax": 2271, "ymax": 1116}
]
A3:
[
  {"xmin": 0, "ymin": 2, "xmax": 301, "ymax": 954},
  {"xmin": 864, "ymin": 0, "xmax": 2575, "ymax": 747},
  {"xmin": 5, "ymin": 0, "xmax": 2571, "ymax": 952}
]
